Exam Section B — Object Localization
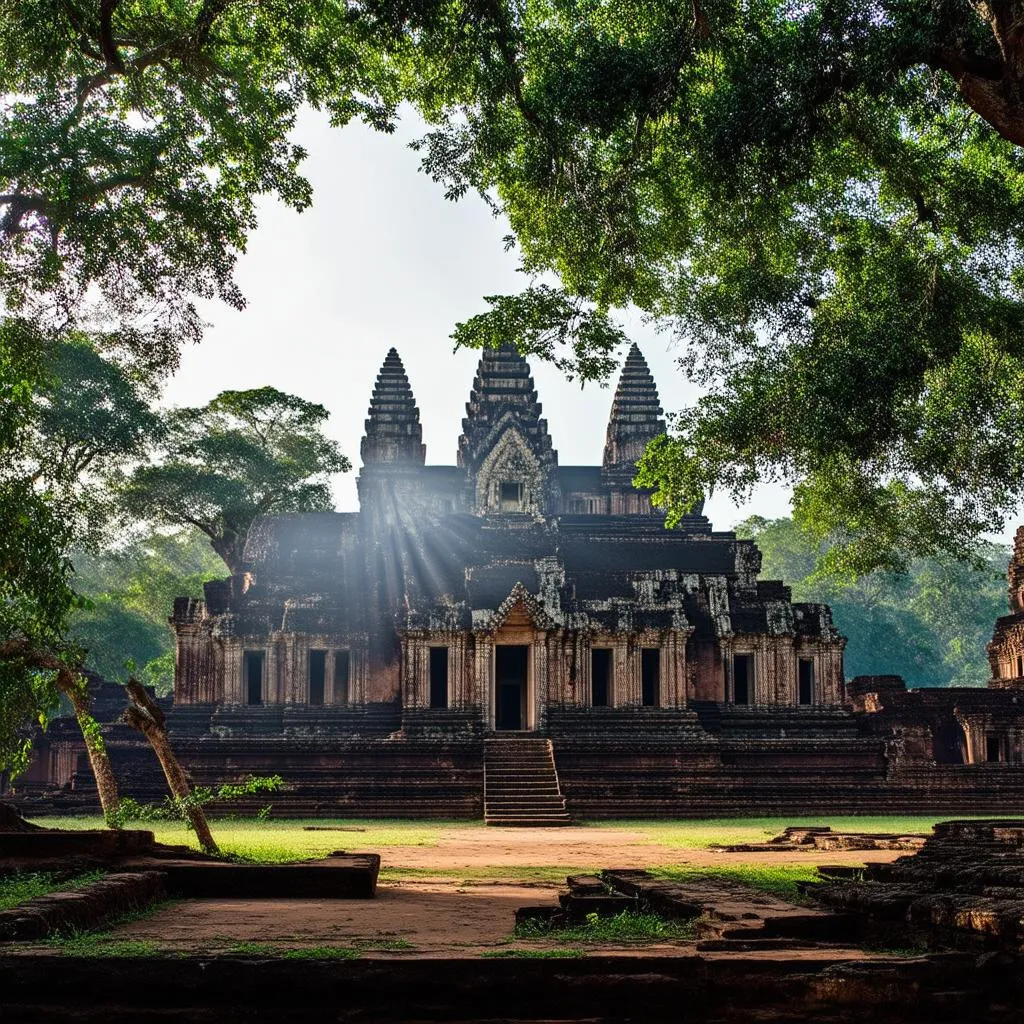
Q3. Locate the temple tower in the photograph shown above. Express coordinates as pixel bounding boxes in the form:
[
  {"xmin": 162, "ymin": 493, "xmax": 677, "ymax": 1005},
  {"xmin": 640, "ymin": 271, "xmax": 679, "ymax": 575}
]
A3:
[
  {"xmin": 988, "ymin": 525, "xmax": 1024, "ymax": 687},
  {"xmin": 458, "ymin": 344, "xmax": 558, "ymax": 514},
  {"xmin": 602, "ymin": 343, "xmax": 667, "ymax": 514},
  {"xmin": 357, "ymin": 348, "xmax": 426, "ymax": 519}
]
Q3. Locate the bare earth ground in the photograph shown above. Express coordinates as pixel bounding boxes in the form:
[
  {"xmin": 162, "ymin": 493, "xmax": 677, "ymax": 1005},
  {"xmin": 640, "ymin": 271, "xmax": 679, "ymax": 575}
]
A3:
[{"xmin": 111, "ymin": 825, "xmax": 905, "ymax": 958}]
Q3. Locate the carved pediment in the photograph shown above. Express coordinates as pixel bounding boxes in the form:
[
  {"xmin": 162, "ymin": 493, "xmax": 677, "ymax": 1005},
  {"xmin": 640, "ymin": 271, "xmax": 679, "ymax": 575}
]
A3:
[{"xmin": 491, "ymin": 583, "xmax": 555, "ymax": 631}]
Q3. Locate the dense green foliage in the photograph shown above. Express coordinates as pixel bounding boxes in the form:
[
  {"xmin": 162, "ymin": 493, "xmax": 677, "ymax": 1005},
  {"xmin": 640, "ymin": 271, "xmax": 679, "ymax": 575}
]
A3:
[
  {"xmin": 0, "ymin": 0, "xmax": 412, "ymax": 360},
  {"xmin": 394, "ymin": 0, "xmax": 1024, "ymax": 573},
  {"xmin": 0, "ymin": 0, "xmax": 410, "ymax": 777},
  {"xmin": 736, "ymin": 516, "xmax": 1007, "ymax": 686},
  {"xmin": 119, "ymin": 388, "xmax": 350, "ymax": 574},
  {"xmin": 70, "ymin": 528, "xmax": 224, "ymax": 693}
]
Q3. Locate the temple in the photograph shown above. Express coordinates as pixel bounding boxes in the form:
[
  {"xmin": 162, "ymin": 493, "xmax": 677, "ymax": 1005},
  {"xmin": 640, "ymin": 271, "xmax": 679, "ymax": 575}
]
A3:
[
  {"xmin": 172, "ymin": 343, "xmax": 846, "ymax": 725},
  {"xmin": 10, "ymin": 345, "xmax": 1024, "ymax": 820}
]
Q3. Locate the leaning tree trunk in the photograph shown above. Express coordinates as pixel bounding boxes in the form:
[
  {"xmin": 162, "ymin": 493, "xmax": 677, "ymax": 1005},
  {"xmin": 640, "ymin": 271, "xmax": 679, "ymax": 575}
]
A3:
[
  {"xmin": 62, "ymin": 678, "xmax": 123, "ymax": 829},
  {"xmin": 0, "ymin": 640, "xmax": 123, "ymax": 828},
  {"xmin": 121, "ymin": 678, "xmax": 219, "ymax": 855}
]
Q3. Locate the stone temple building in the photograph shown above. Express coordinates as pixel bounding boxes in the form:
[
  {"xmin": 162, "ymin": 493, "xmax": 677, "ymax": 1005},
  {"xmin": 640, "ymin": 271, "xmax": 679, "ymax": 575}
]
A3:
[
  {"xmin": 171, "ymin": 343, "xmax": 846, "ymax": 733},
  {"xmin": 10, "ymin": 345, "xmax": 1024, "ymax": 820}
]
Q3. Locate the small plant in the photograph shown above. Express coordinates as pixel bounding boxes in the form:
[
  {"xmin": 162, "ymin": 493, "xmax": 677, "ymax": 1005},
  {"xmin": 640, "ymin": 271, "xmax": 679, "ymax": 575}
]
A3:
[
  {"xmin": 481, "ymin": 948, "xmax": 585, "ymax": 959},
  {"xmin": 111, "ymin": 775, "xmax": 285, "ymax": 830},
  {"xmin": 514, "ymin": 910, "xmax": 696, "ymax": 943}
]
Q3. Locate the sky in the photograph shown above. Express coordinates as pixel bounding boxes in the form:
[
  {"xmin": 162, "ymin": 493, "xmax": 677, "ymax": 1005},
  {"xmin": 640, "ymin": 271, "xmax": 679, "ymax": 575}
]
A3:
[{"xmin": 160, "ymin": 106, "xmax": 798, "ymax": 530}]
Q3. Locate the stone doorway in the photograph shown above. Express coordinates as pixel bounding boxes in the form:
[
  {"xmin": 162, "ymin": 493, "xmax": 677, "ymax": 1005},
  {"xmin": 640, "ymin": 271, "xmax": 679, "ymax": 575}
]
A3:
[{"xmin": 494, "ymin": 645, "xmax": 529, "ymax": 731}]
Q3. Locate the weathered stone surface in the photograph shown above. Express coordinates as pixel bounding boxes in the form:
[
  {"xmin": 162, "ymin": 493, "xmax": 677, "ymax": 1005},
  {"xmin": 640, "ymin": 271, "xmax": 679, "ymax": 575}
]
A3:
[
  {"xmin": 811, "ymin": 819, "xmax": 1024, "ymax": 951},
  {"xmin": 0, "ymin": 871, "xmax": 166, "ymax": 941}
]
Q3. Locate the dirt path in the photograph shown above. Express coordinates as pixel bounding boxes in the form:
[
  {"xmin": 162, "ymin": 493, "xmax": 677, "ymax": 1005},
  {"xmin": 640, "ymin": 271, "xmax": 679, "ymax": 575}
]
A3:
[
  {"xmin": 110, "ymin": 826, "xmax": 905, "ymax": 958},
  {"xmin": 362, "ymin": 824, "xmax": 907, "ymax": 871}
]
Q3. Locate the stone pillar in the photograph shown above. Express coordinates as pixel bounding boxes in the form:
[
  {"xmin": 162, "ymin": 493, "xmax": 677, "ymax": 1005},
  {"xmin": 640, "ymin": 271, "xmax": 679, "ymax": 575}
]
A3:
[
  {"xmin": 475, "ymin": 634, "xmax": 493, "ymax": 728},
  {"xmin": 224, "ymin": 642, "xmax": 244, "ymax": 704},
  {"xmin": 613, "ymin": 636, "xmax": 632, "ymax": 707},
  {"xmin": 663, "ymin": 631, "xmax": 689, "ymax": 708},
  {"xmin": 721, "ymin": 639, "xmax": 734, "ymax": 704}
]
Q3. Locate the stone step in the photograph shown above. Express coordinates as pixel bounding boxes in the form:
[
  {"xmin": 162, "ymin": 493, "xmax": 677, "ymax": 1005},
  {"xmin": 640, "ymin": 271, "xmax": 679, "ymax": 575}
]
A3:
[
  {"xmin": 484, "ymin": 737, "xmax": 570, "ymax": 827},
  {"xmin": 486, "ymin": 817, "xmax": 572, "ymax": 827}
]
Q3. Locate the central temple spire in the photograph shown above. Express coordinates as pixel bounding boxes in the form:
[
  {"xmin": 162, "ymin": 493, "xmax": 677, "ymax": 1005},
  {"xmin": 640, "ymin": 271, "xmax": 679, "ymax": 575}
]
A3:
[{"xmin": 458, "ymin": 344, "xmax": 558, "ymax": 514}]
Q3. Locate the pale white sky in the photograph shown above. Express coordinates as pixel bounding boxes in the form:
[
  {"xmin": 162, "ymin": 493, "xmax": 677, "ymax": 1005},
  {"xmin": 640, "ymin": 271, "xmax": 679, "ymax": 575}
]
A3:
[{"xmin": 160, "ymin": 107, "xmax": 804, "ymax": 531}]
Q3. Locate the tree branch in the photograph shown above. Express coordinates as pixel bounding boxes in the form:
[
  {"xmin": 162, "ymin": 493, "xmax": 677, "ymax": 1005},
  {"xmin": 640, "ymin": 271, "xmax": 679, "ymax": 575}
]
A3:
[{"xmin": 99, "ymin": 0, "xmax": 125, "ymax": 72}]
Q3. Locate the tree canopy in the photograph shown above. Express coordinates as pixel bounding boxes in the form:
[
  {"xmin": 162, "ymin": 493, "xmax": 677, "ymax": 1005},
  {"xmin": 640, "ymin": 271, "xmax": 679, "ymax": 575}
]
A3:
[
  {"xmin": 395, "ymin": 0, "xmax": 1024, "ymax": 573},
  {"xmin": 120, "ymin": 387, "xmax": 350, "ymax": 575},
  {"xmin": 0, "ymin": 0, "xmax": 401, "ymax": 778},
  {"xmin": 736, "ymin": 515, "xmax": 1007, "ymax": 686},
  {"xmin": 70, "ymin": 528, "xmax": 224, "ymax": 694},
  {"xmin": 0, "ymin": 0, "xmax": 417, "ymax": 363}
]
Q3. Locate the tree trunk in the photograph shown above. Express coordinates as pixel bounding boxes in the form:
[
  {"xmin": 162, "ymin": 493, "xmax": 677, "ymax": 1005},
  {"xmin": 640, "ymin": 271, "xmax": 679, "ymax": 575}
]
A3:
[
  {"xmin": 0, "ymin": 640, "xmax": 122, "ymax": 827},
  {"xmin": 121, "ymin": 679, "xmax": 219, "ymax": 855},
  {"xmin": 62, "ymin": 680, "xmax": 122, "ymax": 829}
]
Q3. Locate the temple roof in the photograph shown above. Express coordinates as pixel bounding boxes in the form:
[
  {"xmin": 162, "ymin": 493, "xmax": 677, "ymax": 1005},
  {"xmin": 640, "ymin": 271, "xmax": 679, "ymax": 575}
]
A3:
[
  {"xmin": 457, "ymin": 344, "xmax": 556, "ymax": 472},
  {"xmin": 360, "ymin": 348, "xmax": 426, "ymax": 466},
  {"xmin": 602, "ymin": 343, "xmax": 666, "ymax": 477}
]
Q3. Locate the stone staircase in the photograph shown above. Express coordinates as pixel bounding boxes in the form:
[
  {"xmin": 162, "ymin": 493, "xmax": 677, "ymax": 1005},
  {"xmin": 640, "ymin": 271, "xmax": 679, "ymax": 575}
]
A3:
[{"xmin": 483, "ymin": 738, "xmax": 571, "ymax": 826}]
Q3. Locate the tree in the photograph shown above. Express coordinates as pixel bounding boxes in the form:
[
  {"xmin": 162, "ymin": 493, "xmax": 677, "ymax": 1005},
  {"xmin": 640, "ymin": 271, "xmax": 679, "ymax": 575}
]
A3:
[
  {"xmin": 120, "ymin": 388, "xmax": 350, "ymax": 574},
  {"xmin": 70, "ymin": 528, "xmax": 225, "ymax": 694},
  {"xmin": 736, "ymin": 515, "xmax": 1008, "ymax": 686},
  {"xmin": 394, "ymin": 1, "xmax": 1024, "ymax": 574},
  {"xmin": 0, "ymin": 2, "xmax": 424, "ymax": 801},
  {"xmin": 0, "ymin": 1, "xmax": 420, "ymax": 363},
  {"xmin": 121, "ymin": 678, "xmax": 218, "ymax": 855}
]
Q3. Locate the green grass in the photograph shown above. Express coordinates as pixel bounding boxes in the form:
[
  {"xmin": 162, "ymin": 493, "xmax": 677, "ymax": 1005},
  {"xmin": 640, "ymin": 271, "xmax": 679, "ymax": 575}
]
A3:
[
  {"xmin": 31, "ymin": 817, "xmax": 467, "ymax": 863},
  {"xmin": 227, "ymin": 942, "xmax": 362, "ymax": 959},
  {"xmin": 516, "ymin": 910, "xmax": 696, "ymax": 944},
  {"xmin": 0, "ymin": 870, "xmax": 106, "ymax": 911},
  {"xmin": 226, "ymin": 937, "xmax": 414, "ymax": 958},
  {"xmin": 44, "ymin": 899, "xmax": 180, "ymax": 955},
  {"xmin": 597, "ymin": 816, "xmax": 982, "ymax": 850},
  {"xmin": 57, "ymin": 938, "xmax": 165, "ymax": 958},
  {"xmin": 481, "ymin": 948, "xmax": 585, "ymax": 959},
  {"xmin": 650, "ymin": 864, "xmax": 821, "ymax": 902},
  {"xmin": 26, "ymin": 813, "xmax": 1000, "ymax": 866}
]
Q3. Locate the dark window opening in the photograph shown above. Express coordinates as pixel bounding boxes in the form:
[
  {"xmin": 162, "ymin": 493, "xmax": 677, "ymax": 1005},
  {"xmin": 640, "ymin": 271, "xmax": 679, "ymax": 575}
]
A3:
[
  {"xmin": 499, "ymin": 480, "xmax": 523, "ymax": 511},
  {"xmin": 308, "ymin": 650, "xmax": 326, "ymax": 706},
  {"xmin": 733, "ymin": 654, "xmax": 752, "ymax": 705},
  {"xmin": 986, "ymin": 735, "xmax": 1002, "ymax": 762},
  {"xmin": 429, "ymin": 646, "xmax": 449, "ymax": 709},
  {"xmin": 244, "ymin": 650, "xmax": 264, "ymax": 706},
  {"xmin": 495, "ymin": 645, "xmax": 529, "ymax": 730},
  {"xmin": 641, "ymin": 649, "xmax": 660, "ymax": 707},
  {"xmin": 798, "ymin": 658, "xmax": 814, "ymax": 706},
  {"xmin": 334, "ymin": 650, "xmax": 350, "ymax": 704},
  {"xmin": 1017, "ymin": 654, "xmax": 1023, "ymax": 677},
  {"xmin": 591, "ymin": 648, "xmax": 613, "ymax": 707}
]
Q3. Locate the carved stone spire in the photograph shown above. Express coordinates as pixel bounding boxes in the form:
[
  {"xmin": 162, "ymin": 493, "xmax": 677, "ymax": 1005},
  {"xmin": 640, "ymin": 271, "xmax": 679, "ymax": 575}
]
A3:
[
  {"xmin": 360, "ymin": 348, "xmax": 426, "ymax": 466},
  {"xmin": 458, "ymin": 344, "xmax": 556, "ymax": 471},
  {"xmin": 458, "ymin": 344, "xmax": 557, "ymax": 514},
  {"xmin": 602, "ymin": 343, "xmax": 666, "ymax": 481}
]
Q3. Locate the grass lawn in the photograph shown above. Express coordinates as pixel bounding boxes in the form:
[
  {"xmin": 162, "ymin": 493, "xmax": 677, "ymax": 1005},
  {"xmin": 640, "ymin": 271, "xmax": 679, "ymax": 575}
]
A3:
[
  {"xmin": 602, "ymin": 815, "xmax": 978, "ymax": 850},
  {"xmin": 24, "ymin": 813, "xmax": 987, "ymax": 865},
  {"xmin": 31, "ymin": 818, "xmax": 472, "ymax": 863}
]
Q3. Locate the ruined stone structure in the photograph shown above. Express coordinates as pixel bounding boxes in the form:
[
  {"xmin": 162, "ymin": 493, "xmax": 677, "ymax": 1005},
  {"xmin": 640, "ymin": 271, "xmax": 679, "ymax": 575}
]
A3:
[{"xmin": 11, "ymin": 345, "xmax": 1024, "ymax": 819}]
